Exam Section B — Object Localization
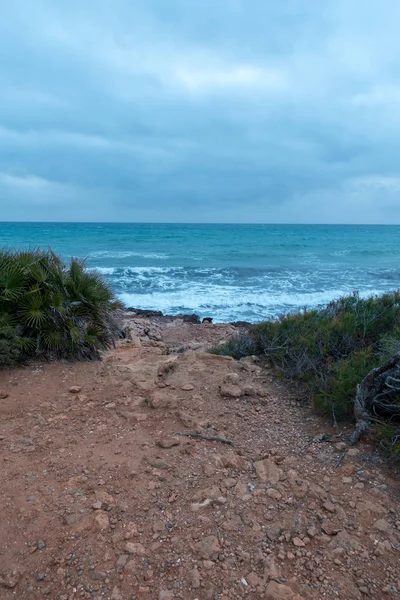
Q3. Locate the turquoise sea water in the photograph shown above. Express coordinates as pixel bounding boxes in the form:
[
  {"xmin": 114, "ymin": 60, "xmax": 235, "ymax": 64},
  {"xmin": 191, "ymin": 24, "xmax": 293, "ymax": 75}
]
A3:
[{"xmin": 1, "ymin": 223, "xmax": 400, "ymax": 322}]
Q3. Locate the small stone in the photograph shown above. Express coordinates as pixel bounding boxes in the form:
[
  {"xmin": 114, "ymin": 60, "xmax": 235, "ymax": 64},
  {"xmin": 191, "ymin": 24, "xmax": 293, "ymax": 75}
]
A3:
[
  {"xmin": 69, "ymin": 386, "xmax": 81, "ymax": 394},
  {"xmin": 335, "ymin": 442, "xmax": 347, "ymax": 451},
  {"xmin": 158, "ymin": 591, "xmax": 174, "ymax": 600},
  {"xmin": 373, "ymin": 519, "xmax": 391, "ymax": 533},
  {"xmin": 37, "ymin": 539, "xmax": 46, "ymax": 550},
  {"xmin": 189, "ymin": 568, "xmax": 201, "ymax": 589},
  {"xmin": 92, "ymin": 501, "xmax": 103, "ymax": 510},
  {"xmin": 105, "ymin": 402, "xmax": 116, "ymax": 409},
  {"xmin": 321, "ymin": 521, "xmax": 342, "ymax": 536},
  {"xmin": 254, "ymin": 458, "xmax": 281, "ymax": 485},
  {"xmin": 0, "ymin": 569, "xmax": 21, "ymax": 589},
  {"xmin": 265, "ymin": 581, "xmax": 299, "ymax": 599},
  {"xmin": 196, "ymin": 536, "xmax": 221, "ymax": 560},
  {"xmin": 111, "ymin": 587, "xmax": 123, "ymax": 600},
  {"xmin": 266, "ymin": 488, "xmax": 282, "ymax": 500},
  {"xmin": 92, "ymin": 572, "xmax": 107, "ymax": 581},
  {"xmin": 125, "ymin": 542, "xmax": 147, "ymax": 556},
  {"xmin": 347, "ymin": 448, "xmax": 360, "ymax": 457},
  {"xmin": 0, "ymin": 390, "xmax": 9, "ymax": 399},
  {"xmin": 263, "ymin": 555, "xmax": 280, "ymax": 580},
  {"xmin": 94, "ymin": 512, "xmax": 110, "ymax": 531},
  {"xmin": 157, "ymin": 438, "xmax": 180, "ymax": 449},
  {"xmin": 307, "ymin": 526, "xmax": 317, "ymax": 538},
  {"xmin": 219, "ymin": 384, "xmax": 242, "ymax": 398},
  {"xmin": 292, "ymin": 537, "xmax": 305, "ymax": 547},
  {"xmin": 181, "ymin": 384, "xmax": 195, "ymax": 391},
  {"xmin": 322, "ymin": 501, "xmax": 336, "ymax": 513}
]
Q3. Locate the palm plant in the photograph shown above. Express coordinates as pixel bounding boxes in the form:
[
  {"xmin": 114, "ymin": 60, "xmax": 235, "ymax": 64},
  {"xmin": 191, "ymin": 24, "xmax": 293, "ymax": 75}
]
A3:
[{"xmin": 0, "ymin": 248, "xmax": 122, "ymax": 364}]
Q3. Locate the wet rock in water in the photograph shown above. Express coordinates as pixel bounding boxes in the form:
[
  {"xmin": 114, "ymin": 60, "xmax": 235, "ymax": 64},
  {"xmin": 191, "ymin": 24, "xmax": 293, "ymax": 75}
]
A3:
[{"xmin": 202, "ymin": 317, "xmax": 213, "ymax": 323}]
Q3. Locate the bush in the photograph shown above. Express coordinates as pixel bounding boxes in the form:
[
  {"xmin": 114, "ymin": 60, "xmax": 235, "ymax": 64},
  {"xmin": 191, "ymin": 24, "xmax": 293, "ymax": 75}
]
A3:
[
  {"xmin": 313, "ymin": 348, "xmax": 377, "ymax": 420},
  {"xmin": 0, "ymin": 248, "xmax": 122, "ymax": 366},
  {"xmin": 209, "ymin": 334, "xmax": 257, "ymax": 360},
  {"xmin": 213, "ymin": 291, "xmax": 400, "ymax": 421},
  {"xmin": 0, "ymin": 325, "xmax": 21, "ymax": 367}
]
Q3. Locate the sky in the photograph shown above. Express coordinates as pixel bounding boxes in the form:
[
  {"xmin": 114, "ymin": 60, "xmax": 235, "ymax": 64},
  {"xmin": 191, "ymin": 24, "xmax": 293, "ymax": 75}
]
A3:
[{"xmin": 1, "ymin": 0, "xmax": 400, "ymax": 224}]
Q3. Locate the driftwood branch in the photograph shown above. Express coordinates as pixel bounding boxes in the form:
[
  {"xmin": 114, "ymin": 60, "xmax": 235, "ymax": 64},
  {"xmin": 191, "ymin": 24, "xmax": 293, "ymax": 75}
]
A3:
[
  {"xmin": 350, "ymin": 354, "xmax": 400, "ymax": 445},
  {"xmin": 175, "ymin": 431, "xmax": 236, "ymax": 447}
]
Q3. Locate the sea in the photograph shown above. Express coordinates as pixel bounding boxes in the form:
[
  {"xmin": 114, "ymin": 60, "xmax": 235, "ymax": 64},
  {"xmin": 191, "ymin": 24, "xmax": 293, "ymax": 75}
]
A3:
[{"xmin": 1, "ymin": 222, "xmax": 400, "ymax": 323}]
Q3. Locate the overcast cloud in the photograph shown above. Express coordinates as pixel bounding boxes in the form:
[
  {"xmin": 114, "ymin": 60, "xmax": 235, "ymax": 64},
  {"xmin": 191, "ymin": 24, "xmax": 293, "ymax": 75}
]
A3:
[{"xmin": 1, "ymin": 0, "xmax": 400, "ymax": 223}]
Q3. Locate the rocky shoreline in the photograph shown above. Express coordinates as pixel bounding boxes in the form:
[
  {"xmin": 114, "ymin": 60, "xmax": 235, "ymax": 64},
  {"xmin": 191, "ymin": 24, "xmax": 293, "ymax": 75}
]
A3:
[{"xmin": 125, "ymin": 308, "xmax": 253, "ymax": 328}]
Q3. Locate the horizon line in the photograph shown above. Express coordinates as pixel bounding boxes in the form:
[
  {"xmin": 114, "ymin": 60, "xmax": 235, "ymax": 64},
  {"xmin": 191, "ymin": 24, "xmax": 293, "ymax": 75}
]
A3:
[{"xmin": 1, "ymin": 221, "xmax": 400, "ymax": 226}]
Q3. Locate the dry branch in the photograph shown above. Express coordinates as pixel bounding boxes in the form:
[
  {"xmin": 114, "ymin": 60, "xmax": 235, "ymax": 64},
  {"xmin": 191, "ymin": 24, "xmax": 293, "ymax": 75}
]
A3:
[{"xmin": 350, "ymin": 354, "xmax": 400, "ymax": 445}]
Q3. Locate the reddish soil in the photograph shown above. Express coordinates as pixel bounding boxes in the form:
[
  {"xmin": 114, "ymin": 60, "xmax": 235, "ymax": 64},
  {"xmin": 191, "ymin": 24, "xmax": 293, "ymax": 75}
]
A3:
[{"xmin": 0, "ymin": 317, "xmax": 399, "ymax": 600}]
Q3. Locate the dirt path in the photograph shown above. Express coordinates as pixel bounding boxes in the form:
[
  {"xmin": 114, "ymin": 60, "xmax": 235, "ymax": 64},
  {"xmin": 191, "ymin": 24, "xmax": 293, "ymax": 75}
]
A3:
[{"xmin": 0, "ymin": 318, "xmax": 399, "ymax": 600}]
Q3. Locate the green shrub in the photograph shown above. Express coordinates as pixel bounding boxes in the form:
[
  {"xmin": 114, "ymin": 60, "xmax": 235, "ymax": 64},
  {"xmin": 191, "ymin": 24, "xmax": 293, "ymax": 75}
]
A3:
[
  {"xmin": 212, "ymin": 291, "xmax": 400, "ymax": 425},
  {"xmin": 209, "ymin": 334, "xmax": 257, "ymax": 360},
  {"xmin": 0, "ymin": 325, "xmax": 21, "ymax": 367},
  {"xmin": 313, "ymin": 348, "xmax": 377, "ymax": 420},
  {"xmin": 0, "ymin": 248, "xmax": 122, "ymax": 364}
]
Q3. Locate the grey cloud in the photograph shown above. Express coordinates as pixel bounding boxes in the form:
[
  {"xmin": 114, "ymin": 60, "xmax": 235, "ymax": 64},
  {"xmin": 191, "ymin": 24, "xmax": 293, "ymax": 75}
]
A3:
[{"xmin": 1, "ymin": 0, "xmax": 400, "ymax": 222}]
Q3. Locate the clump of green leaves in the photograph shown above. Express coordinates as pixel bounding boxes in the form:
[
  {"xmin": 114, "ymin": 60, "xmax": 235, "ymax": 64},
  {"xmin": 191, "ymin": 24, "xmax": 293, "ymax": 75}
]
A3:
[
  {"xmin": 212, "ymin": 291, "xmax": 400, "ymax": 455},
  {"xmin": 0, "ymin": 248, "xmax": 122, "ymax": 366}
]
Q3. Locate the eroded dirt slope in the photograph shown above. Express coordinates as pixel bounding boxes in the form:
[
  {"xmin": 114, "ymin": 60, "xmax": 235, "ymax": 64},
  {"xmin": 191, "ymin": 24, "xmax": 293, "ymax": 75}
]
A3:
[{"xmin": 0, "ymin": 319, "xmax": 399, "ymax": 600}]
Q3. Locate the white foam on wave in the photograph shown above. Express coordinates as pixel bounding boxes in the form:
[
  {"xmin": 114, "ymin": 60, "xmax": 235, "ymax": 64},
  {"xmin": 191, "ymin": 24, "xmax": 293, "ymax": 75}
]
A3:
[
  {"xmin": 118, "ymin": 285, "xmax": 386, "ymax": 323},
  {"xmin": 94, "ymin": 267, "xmax": 116, "ymax": 275}
]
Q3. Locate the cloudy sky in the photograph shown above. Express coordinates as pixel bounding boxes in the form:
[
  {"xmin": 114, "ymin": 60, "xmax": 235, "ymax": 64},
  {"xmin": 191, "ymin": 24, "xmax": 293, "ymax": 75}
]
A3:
[{"xmin": 1, "ymin": 0, "xmax": 400, "ymax": 223}]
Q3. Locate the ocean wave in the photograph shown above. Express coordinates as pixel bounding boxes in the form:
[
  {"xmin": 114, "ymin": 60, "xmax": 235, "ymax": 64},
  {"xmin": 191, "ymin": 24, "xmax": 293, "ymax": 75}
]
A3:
[
  {"xmin": 89, "ymin": 251, "xmax": 169, "ymax": 260},
  {"xmin": 117, "ymin": 286, "xmax": 387, "ymax": 323}
]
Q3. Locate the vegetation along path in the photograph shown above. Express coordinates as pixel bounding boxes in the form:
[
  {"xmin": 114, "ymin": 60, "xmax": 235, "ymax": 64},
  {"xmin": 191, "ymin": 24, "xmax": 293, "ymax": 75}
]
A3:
[{"xmin": 0, "ymin": 316, "xmax": 399, "ymax": 600}]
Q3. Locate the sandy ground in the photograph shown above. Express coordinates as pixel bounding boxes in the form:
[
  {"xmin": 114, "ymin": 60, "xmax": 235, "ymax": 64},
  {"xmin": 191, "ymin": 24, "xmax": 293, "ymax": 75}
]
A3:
[{"xmin": 0, "ymin": 316, "xmax": 399, "ymax": 600}]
